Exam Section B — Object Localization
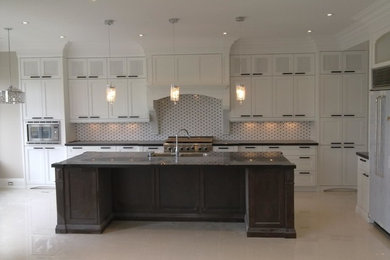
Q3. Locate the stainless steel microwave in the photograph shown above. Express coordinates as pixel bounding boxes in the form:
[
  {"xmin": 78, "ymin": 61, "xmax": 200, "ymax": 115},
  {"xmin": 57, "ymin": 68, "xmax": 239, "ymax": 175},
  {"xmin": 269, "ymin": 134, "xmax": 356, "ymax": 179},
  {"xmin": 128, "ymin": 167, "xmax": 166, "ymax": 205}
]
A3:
[{"xmin": 26, "ymin": 120, "xmax": 60, "ymax": 144}]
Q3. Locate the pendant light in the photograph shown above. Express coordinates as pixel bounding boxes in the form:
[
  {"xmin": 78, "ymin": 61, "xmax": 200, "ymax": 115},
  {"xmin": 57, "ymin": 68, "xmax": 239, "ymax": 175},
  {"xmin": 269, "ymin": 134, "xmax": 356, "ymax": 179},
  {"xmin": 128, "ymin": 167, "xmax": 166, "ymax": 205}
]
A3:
[
  {"xmin": 235, "ymin": 16, "xmax": 246, "ymax": 104},
  {"xmin": 0, "ymin": 28, "xmax": 25, "ymax": 104},
  {"xmin": 105, "ymin": 19, "xmax": 116, "ymax": 104},
  {"xmin": 169, "ymin": 18, "xmax": 179, "ymax": 104}
]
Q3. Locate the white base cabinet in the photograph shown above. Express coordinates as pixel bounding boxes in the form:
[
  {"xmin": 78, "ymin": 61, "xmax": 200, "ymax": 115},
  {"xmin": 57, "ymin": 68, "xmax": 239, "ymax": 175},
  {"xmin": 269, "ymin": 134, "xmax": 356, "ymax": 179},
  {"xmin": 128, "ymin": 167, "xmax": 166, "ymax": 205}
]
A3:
[
  {"xmin": 356, "ymin": 155, "xmax": 369, "ymax": 221},
  {"xmin": 25, "ymin": 146, "xmax": 67, "ymax": 185}
]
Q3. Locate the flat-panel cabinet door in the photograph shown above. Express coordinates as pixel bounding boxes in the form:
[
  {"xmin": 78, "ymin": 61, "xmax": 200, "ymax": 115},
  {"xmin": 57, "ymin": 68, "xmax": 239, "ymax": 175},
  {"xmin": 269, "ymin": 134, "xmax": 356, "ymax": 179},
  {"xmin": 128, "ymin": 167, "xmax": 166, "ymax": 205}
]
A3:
[
  {"xmin": 343, "ymin": 51, "xmax": 367, "ymax": 74},
  {"xmin": 318, "ymin": 146, "xmax": 343, "ymax": 185},
  {"xmin": 26, "ymin": 147, "xmax": 46, "ymax": 184},
  {"xmin": 46, "ymin": 147, "xmax": 67, "ymax": 184},
  {"xmin": 273, "ymin": 76, "xmax": 294, "ymax": 118},
  {"xmin": 320, "ymin": 118, "xmax": 343, "ymax": 145},
  {"xmin": 89, "ymin": 80, "xmax": 109, "ymax": 119},
  {"xmin": 342, "ymin": 74, "xmax": 367, "ymax": 117},
  {"xmin": 23, "ymin": 80, "xmax": 43, "ymax": 119},
  {"xmin": 127, "ymin": 57, "xmax": 146, "ymax": 78},
  {"xmin": 109, "ymin": 79, "xmax": 129, "ymax": 119},
  {"xmin": 199, "ymin": 54, "xmax": 222, "ymax": 85},
  {"xmin": 320, "ymin": 75, "xmax": 343, "ymax": 117},
  {"xmin": 152, "ymin": 56, "xmax": 175, "ymax": 85},
  {"xmin": 273, "ymin": 54, "xmax": 293, "ymax": 76},
  {"xmin": 41, "ymin": 58, "xmax": 62, "ymax": 79},
  {"xmin": 252, "ymin": 55, "xmax": 273, "ymax": 76},
  {"xmin": 343, "ymin": 118, "xmax": 367, "ymax": 146},
  {"xmin": 230, "ymin": 77, "xmax": 252, "ymax": 118},
  {"xmin": 320, "ymin": 52, "xmax": 343, "ymax": 74},
  {"xmin": 293, "ymin": 76, "xmax": 315, "ymax": 118},
  {"xmin": 130, "ymin": 79, "xmax": 149, "ymax": 119},
  {"xmin": 21, "ymin": 58, "xmax": 41, "ymax": 79},
  {"xmin": 294, "ymin": 54, "xmax": 315, "ymax": 75},
  {"xmin": 43, "ymin": 80, "xmax": 64, "ymax": 119},
  {"xmin": 252, "ymin": 77, "xmax": 273, "ymax": 118},
  {"xmin": 176, "ymin": 55, "xmax": 199, "ymax": 85},
  {"xmin": 343, "ymin": 146, "xmax": 362, "ymax": 186},
  {"xmin": 68, "ymin": 59, "xmax": 88, "ymax": 79},
  {"xmin": 108, "ymin": 58, "xmax": 127, "ymax": 78},
  {"xmin": 230, "ymin": 55, "xmax": 251, "ymax": 76},
  {"xmin": 87, "ymin": 58, "xmax": 107, "ymax": 79},
  {"xmin": 69, "ymin": 80, "xmax": 89, "ymax": 120}
]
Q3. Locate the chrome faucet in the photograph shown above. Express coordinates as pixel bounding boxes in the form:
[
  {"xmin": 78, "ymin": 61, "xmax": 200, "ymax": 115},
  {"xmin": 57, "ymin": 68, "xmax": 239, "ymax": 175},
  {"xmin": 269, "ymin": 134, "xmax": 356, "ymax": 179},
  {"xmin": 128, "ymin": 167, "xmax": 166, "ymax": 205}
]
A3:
[{"xmin": 175, "ymin": 129, "xmax": 191, "ymax": 157}]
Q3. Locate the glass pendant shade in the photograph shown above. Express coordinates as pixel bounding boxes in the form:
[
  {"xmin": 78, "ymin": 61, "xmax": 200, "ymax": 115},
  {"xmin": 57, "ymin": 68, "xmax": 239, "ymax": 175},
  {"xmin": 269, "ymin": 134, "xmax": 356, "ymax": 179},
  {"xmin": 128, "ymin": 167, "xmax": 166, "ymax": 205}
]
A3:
[
  {"xmin": 170, "ymin": 84, "xmax": 180, "ymax": 103},
  {"xmin": 106, "ymin": 84, "xmax": 116, "ymax": 104},
  {"xmin": 236, "ymin": 84, "xmax": 246, "ymax": 103}
]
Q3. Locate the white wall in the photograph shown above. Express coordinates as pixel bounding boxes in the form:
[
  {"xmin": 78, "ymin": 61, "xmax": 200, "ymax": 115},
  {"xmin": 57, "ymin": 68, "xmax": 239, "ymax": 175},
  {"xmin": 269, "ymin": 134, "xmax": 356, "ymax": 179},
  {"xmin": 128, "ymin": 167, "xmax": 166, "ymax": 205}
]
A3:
[{"xmin": 0, "ymin": 52, "xmax": 23, "ymax": 179}]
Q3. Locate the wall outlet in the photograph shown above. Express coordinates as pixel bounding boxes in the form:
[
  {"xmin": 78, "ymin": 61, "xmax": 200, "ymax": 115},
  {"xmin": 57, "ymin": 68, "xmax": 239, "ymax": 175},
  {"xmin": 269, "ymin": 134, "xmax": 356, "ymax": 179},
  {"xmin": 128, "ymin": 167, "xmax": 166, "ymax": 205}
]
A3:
[{"xmin": 7, "ymin": 182, "xmax": 14, "ymax": 186}]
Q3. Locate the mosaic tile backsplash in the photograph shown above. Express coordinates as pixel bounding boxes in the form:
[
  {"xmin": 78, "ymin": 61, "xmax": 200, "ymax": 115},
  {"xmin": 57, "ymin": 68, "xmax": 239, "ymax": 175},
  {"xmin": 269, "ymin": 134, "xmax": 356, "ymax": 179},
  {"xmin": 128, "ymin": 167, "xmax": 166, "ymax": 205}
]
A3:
[{"xmin": 75, "ymin": 95, "xmax": 314, "ymax": 141}]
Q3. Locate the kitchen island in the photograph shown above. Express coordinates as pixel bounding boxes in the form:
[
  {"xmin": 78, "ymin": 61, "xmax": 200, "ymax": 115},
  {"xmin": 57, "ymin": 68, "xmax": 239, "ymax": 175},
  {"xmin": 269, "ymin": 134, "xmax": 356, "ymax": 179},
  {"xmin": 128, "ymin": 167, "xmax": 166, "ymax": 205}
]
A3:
[{"xmin": 52, "ymin": 151, "xmax": 296, "ymax": 238}]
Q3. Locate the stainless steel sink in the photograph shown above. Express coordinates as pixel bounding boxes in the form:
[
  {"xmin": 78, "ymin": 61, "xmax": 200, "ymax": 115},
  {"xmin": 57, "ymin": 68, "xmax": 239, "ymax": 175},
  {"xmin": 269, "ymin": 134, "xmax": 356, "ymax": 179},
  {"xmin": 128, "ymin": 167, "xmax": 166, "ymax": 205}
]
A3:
[{"xmin": 148, "ymin": 152, "xmax": 208, "ymax": 157}]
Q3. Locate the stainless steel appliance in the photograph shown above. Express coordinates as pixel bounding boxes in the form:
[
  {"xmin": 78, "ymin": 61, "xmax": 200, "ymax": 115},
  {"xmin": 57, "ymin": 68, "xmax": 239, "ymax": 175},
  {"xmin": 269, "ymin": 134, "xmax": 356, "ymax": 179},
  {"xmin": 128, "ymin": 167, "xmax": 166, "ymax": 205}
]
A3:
[
  {"xmin": 163, "ymin": 136, "xmax": 213, "ymax": 153},
  {"xmin": 26, "ymin": 120, "xmax": 60, "ymax": 144},
  {"xmin": 369, "ymin": 67, "xmax": 390, "ymax": 233}
]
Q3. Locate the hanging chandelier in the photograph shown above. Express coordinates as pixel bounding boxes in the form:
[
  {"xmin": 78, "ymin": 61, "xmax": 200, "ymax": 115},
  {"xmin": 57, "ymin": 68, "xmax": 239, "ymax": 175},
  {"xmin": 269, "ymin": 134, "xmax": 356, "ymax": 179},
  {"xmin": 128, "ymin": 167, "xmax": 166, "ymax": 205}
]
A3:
[
  {"xmin": 105, "ymin": 19, "xmax": 116, "ymax": 104},
  {"xmin": 235, "ymin": 16, "xmax": 246, "ymax": 104},
  {"xmin": 0, "ymin": 28, "xmax": 25, "ymax": 104},
  {"xmin": 169, "ymin": 18, "xmax": 179, "ymax": 104}
]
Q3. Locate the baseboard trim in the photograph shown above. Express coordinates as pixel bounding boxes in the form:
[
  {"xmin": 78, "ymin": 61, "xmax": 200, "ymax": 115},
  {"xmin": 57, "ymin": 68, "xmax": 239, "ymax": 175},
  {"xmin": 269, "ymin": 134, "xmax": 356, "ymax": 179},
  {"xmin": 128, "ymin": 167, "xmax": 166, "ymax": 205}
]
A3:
[{"xmin": 0, "ymin": 178, "xmax": 26, "ymax": 188}]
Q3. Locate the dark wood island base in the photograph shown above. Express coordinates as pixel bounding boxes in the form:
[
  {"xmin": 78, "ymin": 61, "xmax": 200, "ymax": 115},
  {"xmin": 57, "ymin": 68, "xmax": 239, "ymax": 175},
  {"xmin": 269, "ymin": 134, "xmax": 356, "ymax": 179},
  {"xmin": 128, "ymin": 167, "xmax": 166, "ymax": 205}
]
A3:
[{"xmin": 53, "ymin": 152, "xmax": 296, "ymax": 238}]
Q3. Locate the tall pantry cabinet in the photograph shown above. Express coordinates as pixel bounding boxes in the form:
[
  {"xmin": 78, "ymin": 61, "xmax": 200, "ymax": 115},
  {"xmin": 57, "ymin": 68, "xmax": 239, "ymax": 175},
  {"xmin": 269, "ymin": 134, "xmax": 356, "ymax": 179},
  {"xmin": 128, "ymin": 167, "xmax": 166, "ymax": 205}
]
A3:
[{"xmin": 318, "ymin": 51, "xmax": 368, "ymax": 187}]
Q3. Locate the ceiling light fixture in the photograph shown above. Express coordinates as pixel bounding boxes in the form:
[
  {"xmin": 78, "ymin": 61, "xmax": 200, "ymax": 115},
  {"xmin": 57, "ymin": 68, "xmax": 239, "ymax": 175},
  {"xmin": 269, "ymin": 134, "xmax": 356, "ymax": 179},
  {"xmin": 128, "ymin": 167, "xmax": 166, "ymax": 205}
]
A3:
[
  {"xmin": 327, "ymin": 13, "xmax": 333, "ymax": 17},
  {"xmin": 0, "ymin": 28, "xmax": 25, "ymax": 104},
  {"xmin": 169, "ymin": 18, "xmax": 179, "ymax": 104},
  {"xmin": 139, "ymin": 34, "xmax": 144, "ymax": 37},
  {"xmin": 223, "ymin": 32, "xmax": 228, "ymax": 35},
  {"xmin": 235, "ymin": 16, "xmax": 246, "ymax": 104},
  {"xmin": 22, "ymin": 21, "xmax": 29, "ymax": 25},
  {"xmin": 105, "ymin": 19, "xmax": 116, "ymax": 104},
  {"xmin": 60, "ymin": 35, "xmax": 66, "ymax": 39},
  {"xmin": 307, "ymin": 30, "xmax": 312, "ymax": 33}
]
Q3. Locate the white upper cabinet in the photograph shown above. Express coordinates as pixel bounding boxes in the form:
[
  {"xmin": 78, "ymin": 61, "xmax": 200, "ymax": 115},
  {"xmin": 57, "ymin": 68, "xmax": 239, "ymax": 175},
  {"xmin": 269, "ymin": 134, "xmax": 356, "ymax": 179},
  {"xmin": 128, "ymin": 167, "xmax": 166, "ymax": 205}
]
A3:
[
  {"xmin": 320, "ymin": 118, "xmax": 343, "ymax": 145},
  {"xmin": 69, "ymin": 80, "xmax": 90, "ymax": 120},
  {"xmin": 294, "ymin": 54, "xmax": 315, "ymax": 75},
  {"xmin": 127, "ymin": 57, "xmax": 146, "ymax": 78},
  {"xmin": 199, "ymin": 54, "xmax": 223, "ymax": 85},
  {"xmin": 273, "ymin": 54, "xmax": 294, "ymax": 75},
  {"xmin": 320, "ymin": 75, "xmax": 343, "ymax": 117},
  {"xmin": 252, "ymin": 55, "xmax": 273, "ymax": 76},
  {"xmin": 293, "ymin": 76, "xmax": 315, "ymax": 118},
  {"xmin": 273, "ymin": 76, "xmax": 294, "ymax": 117},
  {"xmin": 23, "ymin": 80, "xmax": 43, "ymax": 118},
  {"xmin": 21, "ymin": 58, "xmax": 62, "ymax": 79},
  {"xmin": 230, "ymin": 77, "xmax": 252, "ymax": 118},
  {"xmin": 108, "ymin": 58, "xmax": 127, "ymax": 78},
  {"xmin": 89, "ymin": 80, "xmax": 109, "ymax": 118},
  {"xmin": 252, "ymin": 77, "xmax": 273, "ymax": 118},
  {"xmin": 68, "ymin": 58, "xmax": 107, "ymax": 79},
  {"xmin": 320, "ymin": 51, "xmax": 367, "ymax": 74},
  {"xmin": 342, "ymin": 117, "xmax": 367, "ymax": 146},
  {"xmin": 152, "ymin": 54, "xmax": 223, "ymax": 86},
  {"xmin": 230, "ymin": 55, "xmax": 252, "ymax": 76},
  {"xmin": 108, "ymin": 57, "xmax": 146, "ymax": 79},
  {"xmin": 342, "ymin": 74, "xmax": 367, "ymax": 117},
  {"xmin": 110, "ymin": 79, "xmax": 129, "ymax": 119},
  {"xmin": 152, "ymin": 55, "xmax": 175, "ymax": 85}
]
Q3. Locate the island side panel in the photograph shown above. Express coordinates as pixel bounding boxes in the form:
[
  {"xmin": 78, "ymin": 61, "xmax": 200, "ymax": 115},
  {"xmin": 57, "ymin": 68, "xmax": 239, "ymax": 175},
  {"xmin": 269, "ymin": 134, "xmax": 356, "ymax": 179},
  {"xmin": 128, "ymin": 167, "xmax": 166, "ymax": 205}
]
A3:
[
  {"xmin": 55, "ymin": 167, "xmax": 66, "ymax": 233},
  {"xmin": 97, "ymin": 168, "xmax": 113, "ymax": 227},
  {"xmin": 245, "ymin": 166, "xmax": 296, "ymax": 238}
]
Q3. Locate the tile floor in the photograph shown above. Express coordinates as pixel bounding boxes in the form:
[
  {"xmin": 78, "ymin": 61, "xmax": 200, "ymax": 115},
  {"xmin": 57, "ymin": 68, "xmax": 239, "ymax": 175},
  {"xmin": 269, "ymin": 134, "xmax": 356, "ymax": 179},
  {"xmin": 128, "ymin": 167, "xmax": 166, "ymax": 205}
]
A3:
[{"xmin": 0, "ymin": 188, "xmax": 389, "ymax": 260}]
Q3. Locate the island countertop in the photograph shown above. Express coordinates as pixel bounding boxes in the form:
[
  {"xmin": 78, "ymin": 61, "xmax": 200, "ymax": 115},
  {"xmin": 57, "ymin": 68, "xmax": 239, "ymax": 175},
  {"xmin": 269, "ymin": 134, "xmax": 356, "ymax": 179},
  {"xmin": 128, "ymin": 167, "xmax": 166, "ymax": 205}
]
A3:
[{"xmin": 52, "ymin": 151, "xmax": 295, "ymax": 167}]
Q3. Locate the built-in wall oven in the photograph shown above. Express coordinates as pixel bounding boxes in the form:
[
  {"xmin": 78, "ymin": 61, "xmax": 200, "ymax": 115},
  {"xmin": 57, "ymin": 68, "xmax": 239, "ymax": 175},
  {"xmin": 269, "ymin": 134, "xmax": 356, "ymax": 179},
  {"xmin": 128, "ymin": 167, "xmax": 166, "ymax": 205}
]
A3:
[{"xmin": 26, "ymin": 120, "xmax": 60, "ymax": 144}]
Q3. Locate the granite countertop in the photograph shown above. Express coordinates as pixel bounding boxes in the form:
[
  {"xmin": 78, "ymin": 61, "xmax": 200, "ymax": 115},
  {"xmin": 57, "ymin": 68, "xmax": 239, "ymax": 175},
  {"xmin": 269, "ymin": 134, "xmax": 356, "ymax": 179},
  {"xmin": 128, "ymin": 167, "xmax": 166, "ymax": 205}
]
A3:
[
  {"xmin": 356, "ymin": 152, "xmax": 369, "ymax": 160},
  {"xmin": 66, "ymin": 140, "xmax": 318, "ymax": 146},
  {"xmin": 52, "ymin": 151, "xmax": 296, "ymax": 167},
  {"xmin": 213, "ymin": 140, "xmax": 318, "ymax": 146}
]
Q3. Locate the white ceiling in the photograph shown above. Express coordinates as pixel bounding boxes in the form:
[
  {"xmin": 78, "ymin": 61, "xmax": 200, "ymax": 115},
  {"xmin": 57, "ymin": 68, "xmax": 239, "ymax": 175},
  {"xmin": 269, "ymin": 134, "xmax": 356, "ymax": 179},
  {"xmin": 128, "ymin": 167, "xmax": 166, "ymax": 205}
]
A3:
[{"xmin": 0, "ymin": 0, "xmax": 383, "ymax": 53}]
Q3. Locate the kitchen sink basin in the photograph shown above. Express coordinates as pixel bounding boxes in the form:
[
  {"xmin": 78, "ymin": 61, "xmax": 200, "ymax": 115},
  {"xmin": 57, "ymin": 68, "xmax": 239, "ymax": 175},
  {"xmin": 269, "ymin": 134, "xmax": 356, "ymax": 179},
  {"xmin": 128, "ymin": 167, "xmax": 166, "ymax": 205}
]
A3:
[{"xmin": 148, "ymin": 152, "xmax": 208, "ymax": 157}]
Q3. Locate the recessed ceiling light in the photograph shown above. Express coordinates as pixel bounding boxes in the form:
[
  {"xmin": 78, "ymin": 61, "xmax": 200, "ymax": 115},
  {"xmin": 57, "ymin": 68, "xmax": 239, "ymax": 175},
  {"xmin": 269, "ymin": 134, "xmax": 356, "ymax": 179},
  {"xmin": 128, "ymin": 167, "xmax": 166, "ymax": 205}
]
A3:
[
  {"xmin": 60, "ymin": 35, "xmax": 66, "ymax": 39},
  {"xmin": 307, "ymin": 30, "xmax": 312, "ymax": 33},
  {"xmin": 22, "ymin": 21, "xmax": 29, "ymax": 25},
  {"xmin": 327, "ymin": 13, "xmax": 334, "ymax": 17},
  {"xmin": 223, "ymin": 32, "xmax": 228, "ymax": 35},
  {"xmin": 139, "ymin": 34, "xmax": 144, "ymax": 37}
]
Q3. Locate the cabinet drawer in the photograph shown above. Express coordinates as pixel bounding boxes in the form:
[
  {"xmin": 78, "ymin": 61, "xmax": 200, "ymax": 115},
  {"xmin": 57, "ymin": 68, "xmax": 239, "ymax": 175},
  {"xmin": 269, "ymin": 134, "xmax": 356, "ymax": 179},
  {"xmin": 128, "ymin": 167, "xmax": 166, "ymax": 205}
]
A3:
[
  {"xmin": 142, "ymin": 146, "xmax": 164, "ymax": 152},
  {"xmin": 238, "ymin": 146, "xmax": 263, "ymax": 152},
  {"xmin": 263, "ymin": 145, "xmax": 316, "ymax": 156},
  {"xmin": 357, "ymin": 157, "xmax": 369, "ymax": 172},
  {"xmin": 117, "ymin": 146, "xmax": 141, "ymax": 152},
  {"xmin": 213, "ymin": 146, "xmax": 238, "ymax": 152},
  {"xmin": 295, "ymin": 170, "xmax": 316, "ymax": 186},
  {"xmin": 285, "ymin": 155, "xmax": 316, "ymax": 170}
]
